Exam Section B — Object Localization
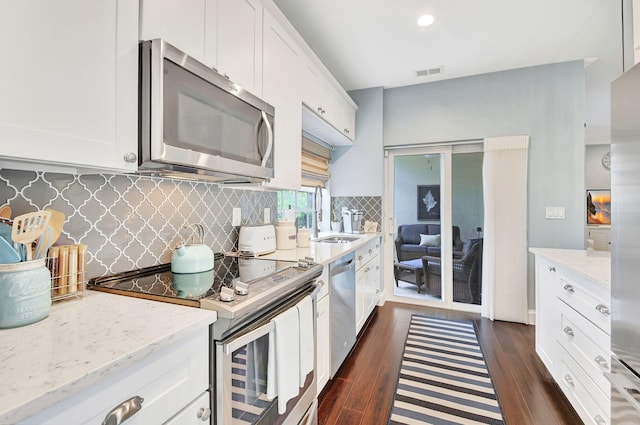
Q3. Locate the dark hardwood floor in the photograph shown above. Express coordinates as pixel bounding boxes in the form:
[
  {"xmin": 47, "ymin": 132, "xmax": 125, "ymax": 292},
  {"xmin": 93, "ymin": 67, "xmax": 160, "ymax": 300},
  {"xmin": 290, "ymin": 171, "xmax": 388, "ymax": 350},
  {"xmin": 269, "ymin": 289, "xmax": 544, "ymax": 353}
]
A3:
[{"xmin": 317, "ymin": 301, "xmax": 583, "ymax": 425}]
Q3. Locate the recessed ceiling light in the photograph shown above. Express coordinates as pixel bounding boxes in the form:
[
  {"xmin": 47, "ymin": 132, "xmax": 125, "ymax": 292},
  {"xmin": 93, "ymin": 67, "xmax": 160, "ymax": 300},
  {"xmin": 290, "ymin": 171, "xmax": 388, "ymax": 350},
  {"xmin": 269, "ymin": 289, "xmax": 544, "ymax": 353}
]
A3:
[{"xmin": 417, "ymin": 14, "xmax": 436, "ymax": 27}]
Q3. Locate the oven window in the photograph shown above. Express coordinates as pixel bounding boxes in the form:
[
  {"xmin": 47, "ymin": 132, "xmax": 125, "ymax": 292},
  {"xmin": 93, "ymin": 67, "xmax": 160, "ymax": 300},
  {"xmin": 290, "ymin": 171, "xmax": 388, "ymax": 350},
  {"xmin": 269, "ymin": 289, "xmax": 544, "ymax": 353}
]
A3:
[{"xmin": 231, "ymin": 333, "xmax": 273, "ymax": 424}]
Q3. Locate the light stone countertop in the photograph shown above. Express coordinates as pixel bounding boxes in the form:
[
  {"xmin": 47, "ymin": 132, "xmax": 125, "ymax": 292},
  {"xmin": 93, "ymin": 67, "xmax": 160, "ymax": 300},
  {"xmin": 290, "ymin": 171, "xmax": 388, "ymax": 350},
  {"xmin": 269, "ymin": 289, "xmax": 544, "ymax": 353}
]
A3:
[
  {"xmin": 0, "ymin": 291, "xmax": 217, "ymax": 424},
  {"xmin": 258, "ymin": 232, "xmax": 382, "ymax": 264},
  {"xmin": 529, "ymin": 247, "xmax": 611, "ymax": 287}
]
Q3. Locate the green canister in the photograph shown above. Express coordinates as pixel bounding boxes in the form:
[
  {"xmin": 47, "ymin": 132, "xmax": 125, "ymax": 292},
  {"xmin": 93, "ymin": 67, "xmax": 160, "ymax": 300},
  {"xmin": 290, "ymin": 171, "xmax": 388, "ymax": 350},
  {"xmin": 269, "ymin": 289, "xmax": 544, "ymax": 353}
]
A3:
[{"xmin": 0, "ymin": 259, "xmax": 51, "ymax": 328}]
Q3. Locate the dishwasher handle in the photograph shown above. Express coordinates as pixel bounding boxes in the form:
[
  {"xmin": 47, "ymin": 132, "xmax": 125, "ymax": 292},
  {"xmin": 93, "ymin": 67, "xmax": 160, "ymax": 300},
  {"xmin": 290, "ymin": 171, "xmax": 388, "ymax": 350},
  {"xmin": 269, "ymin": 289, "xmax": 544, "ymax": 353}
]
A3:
[{"xmin": 330, "ymin": 253, "xmax": 355, "ymax": 277}]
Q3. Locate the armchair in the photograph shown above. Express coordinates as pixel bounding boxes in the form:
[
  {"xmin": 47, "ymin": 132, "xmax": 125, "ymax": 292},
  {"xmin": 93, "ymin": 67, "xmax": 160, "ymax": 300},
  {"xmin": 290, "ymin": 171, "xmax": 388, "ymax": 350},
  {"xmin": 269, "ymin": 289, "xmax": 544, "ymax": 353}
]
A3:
[{"xmin": 421, "ymin": 238, "xmax": 483, "ymax": 304}]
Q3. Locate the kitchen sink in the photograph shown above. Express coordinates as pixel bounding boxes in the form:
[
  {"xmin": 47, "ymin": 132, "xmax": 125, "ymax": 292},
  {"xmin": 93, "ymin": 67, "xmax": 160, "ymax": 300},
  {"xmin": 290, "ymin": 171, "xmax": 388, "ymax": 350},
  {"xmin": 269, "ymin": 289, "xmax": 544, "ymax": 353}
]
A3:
[{"xmin": 314, "ymin": 236, "xmax": 361, "ymax": 244}]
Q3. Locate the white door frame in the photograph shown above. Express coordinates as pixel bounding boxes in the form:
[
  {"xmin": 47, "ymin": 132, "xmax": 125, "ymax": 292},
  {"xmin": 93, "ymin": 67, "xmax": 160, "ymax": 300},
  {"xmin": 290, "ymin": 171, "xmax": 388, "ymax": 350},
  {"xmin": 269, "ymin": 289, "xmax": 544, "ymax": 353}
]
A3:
[{"xmin": 383, "ymin": 143, "xmax": 482, "ymax": 313}]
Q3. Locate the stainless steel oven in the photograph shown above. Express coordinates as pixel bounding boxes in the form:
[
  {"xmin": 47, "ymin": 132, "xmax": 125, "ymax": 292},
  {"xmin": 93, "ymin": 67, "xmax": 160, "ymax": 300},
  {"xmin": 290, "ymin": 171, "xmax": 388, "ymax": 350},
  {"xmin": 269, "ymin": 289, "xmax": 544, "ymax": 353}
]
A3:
[
  {"xmin": 214, "ymin": 282, "xmax": 318, "ymax": 425},
  {"xmin": 88, "ymin": 254, "xmax": 322, "ymax": 425}
]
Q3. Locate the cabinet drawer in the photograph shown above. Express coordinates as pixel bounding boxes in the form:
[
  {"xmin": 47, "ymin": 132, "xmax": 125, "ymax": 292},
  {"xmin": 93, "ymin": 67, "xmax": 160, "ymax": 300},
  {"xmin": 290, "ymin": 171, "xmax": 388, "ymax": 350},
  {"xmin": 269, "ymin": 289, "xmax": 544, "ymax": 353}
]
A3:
[
  {"xmin": 20, "ymin": 328, "xmax": 209, "ymax": 425},
  {"xmin": 355, "ymin": 239, "xmax": 380, "ymax": 270},
  {"xmin": 558, "ymin": 275, "xmax": 610, "ymax": 335},
  {"xmin": 164, "ymin": 391, "xmax": 210, "ymax": 424},
  {"xmin": 558, "ymin": 300, "xmax": 611, "ymax": 395},
  {"xmin": 558, "ymin": 344, "xmax": 610, "ymax": 425}
]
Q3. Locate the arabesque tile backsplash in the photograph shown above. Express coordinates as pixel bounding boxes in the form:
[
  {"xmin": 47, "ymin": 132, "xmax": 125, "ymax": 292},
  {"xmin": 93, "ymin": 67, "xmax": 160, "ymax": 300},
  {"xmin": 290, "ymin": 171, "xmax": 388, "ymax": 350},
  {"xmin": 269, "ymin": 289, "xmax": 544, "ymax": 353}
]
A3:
[{"xmin": 0, "ymin": 169, "xmax": 275, "ymax": 278}]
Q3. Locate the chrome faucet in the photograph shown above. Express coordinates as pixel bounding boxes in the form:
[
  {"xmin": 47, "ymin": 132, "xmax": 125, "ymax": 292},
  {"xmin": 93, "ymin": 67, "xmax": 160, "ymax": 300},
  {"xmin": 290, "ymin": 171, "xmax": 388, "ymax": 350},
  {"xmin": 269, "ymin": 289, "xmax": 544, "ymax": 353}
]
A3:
[{"xmin": 313, "ymin": 186, "xmax": 322, "ymax": 238}]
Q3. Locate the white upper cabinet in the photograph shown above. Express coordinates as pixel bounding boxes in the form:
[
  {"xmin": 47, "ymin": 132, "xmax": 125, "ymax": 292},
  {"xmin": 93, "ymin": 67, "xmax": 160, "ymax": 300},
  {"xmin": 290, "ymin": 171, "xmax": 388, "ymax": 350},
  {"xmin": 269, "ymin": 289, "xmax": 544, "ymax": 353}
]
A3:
[
  {"xmin": 0, "ymin": 0, "xmax": 139, "ymax": 173},
  {"xmin": 261, "ymin": 10, "xmax": 302, "ymax": 190},
  {"xmin": 217, "ymin": 0, "xmax": 263, "ymax": 95},
  {"xmin": 139, "ymin": 0, "xmax": 218, "ymax": 68},
  {"xmin": 301, "ymin": 56, "xmax": 356, "ymax": 145}
]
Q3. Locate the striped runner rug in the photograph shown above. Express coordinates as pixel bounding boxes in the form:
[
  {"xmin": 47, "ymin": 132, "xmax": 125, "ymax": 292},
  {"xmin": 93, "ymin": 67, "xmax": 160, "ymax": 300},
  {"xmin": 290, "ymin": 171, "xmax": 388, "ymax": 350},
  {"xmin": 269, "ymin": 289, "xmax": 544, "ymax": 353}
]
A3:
[{"xmin": 388, "ymin": 315, "xmax": 505, "ymax": 425}]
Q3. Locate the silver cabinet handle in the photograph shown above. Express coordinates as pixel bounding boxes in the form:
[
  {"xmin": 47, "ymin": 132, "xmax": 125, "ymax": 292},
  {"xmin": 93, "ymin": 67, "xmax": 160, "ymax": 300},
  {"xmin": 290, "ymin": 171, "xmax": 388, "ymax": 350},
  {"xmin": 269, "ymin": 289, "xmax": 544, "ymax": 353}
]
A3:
[
  {"xmin": 368, "ymin": 249, "xmax": 372, "ymax": 254},
  {"xmin": 102, "ymin": 396, "xmax": 144, "ymax": 425},
  {"xmin": 564, "ymin": 374, "xmax": 575, "ymax": 387},
  {"xmin": 548, "ymin": 266, "xmax": 556, "ymax": 272},
  {"xmin": 123, "ymin": 152, "xmax": 137, "ymax": 163},
  {"xmin": 563, "ymin": 326, "xmax": 575, "ymax": 337},
  {"xmin": 197, "ymin": 407, "xmax": 212, "ymax": 422},
  {"xmin": 594, "ymin": 415, "xmax": 606, "ymax": 425},
  {"xmin": 563, "ymin": 284, "xmax": 575, "ymax": 294},
  {"xmin": 596, "ymin": 304, "xmax": 611, "ymax": 316},
  {"xmin": 358, "ymin": 255, "xmax": 363, "ymax": 261},
  {"xmin": 595, "ymin": 355, "xmax": 609, "ymax": 369}
]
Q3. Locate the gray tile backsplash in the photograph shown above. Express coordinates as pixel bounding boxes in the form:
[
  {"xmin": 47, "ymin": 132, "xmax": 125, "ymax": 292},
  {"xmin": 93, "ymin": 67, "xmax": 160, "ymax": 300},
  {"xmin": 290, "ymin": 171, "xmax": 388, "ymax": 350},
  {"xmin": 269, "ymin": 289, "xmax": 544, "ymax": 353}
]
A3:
[
  {"xmin": 332, "ymin": 196, "xmax": 382, "ymax": 229},
  {"xmin": 0, "ymin": 169, "xmax": 275, "ymax": 278}
]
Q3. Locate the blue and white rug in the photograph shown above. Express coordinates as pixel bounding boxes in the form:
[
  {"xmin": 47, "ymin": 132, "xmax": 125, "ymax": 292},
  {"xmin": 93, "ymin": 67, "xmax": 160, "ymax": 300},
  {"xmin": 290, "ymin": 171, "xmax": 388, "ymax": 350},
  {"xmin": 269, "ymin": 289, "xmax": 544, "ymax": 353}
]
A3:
[{"xmin": 389, "ymin": 315, "xmax": 505, "ymax": 425}]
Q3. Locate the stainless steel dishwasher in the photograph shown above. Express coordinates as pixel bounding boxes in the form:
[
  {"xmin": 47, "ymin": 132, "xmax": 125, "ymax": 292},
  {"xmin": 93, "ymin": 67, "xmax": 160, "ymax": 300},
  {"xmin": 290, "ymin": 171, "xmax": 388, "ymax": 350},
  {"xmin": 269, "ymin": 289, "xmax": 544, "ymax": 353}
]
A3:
[{"xmin": 329, "ymin": 252, "xmax": 356, "ymax": 377}]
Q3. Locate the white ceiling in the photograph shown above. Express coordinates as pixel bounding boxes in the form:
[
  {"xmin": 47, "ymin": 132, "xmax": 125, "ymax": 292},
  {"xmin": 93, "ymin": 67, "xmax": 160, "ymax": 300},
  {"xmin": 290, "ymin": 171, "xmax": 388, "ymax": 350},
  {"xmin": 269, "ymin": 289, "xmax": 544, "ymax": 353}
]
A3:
[{"xmin": 273, "ymin": 0, "xmax": 624, "ymax": 91}]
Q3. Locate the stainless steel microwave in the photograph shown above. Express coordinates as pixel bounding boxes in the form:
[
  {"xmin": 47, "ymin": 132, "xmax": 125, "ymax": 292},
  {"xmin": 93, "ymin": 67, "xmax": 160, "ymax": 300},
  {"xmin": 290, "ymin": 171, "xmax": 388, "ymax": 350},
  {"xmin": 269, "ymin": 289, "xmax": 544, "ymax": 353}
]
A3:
[{"xmin": 139, "ymin": 39, "xmax": 274, "ymax": 183}]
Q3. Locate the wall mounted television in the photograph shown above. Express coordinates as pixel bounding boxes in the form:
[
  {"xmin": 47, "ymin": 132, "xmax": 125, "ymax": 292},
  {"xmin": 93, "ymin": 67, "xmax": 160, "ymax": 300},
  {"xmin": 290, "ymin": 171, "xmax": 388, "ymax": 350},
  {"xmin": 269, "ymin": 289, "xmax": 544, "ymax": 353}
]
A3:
[{"xmin": 586, "ymin": 189, "xmax": 611, "ymax": 225}]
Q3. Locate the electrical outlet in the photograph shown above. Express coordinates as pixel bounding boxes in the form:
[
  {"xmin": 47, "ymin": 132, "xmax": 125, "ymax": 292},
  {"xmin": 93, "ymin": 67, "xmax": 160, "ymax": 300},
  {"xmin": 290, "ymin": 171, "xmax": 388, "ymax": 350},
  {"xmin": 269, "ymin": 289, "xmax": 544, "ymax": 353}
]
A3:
[
  {"xmin": 232, "ymin": 207, "xmax": 241, "ymax": 226},
  {"xmin": 545, "ymin": 207, "xmax": 565, "ymax": 220},
  {"xmin": 263, "ymin": 208, "xmax": 270, "ymax": 224}
]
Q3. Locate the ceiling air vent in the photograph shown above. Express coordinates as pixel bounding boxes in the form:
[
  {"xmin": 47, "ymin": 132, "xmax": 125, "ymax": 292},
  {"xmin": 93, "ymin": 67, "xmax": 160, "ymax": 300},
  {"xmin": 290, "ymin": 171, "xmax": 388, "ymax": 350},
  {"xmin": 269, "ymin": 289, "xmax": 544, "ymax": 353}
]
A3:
[{"xmin": 416, "ymin": 66, "xmax": 444, "ymax": 77}]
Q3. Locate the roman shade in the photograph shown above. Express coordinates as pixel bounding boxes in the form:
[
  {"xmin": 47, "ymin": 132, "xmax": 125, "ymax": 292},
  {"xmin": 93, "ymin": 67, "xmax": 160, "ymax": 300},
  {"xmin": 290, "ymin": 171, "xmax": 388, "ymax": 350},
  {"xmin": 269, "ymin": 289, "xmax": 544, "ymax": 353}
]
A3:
[{"xmin": 301, "ymin": 136, "xmax": 330, "ymax": 187}]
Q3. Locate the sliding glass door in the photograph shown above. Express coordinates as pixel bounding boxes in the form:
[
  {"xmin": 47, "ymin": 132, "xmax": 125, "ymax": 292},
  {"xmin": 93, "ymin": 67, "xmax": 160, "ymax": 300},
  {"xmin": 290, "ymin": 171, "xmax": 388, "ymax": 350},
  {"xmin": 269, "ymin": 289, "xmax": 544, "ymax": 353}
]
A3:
[{"xmin": 386, "ymin": 144, "xmax": 483, "ymax": 311}]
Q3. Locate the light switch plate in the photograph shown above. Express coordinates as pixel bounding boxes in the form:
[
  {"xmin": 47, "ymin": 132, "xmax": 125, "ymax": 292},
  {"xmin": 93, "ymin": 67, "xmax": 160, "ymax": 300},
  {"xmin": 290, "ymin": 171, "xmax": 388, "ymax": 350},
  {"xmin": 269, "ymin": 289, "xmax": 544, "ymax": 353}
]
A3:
[
  {"xmin": 545, "ymin": 207, "xmax": 565, "ymax": 220},
  {"xmin": 263, "ymin": 208, "xmax": 270, "ymax": 224},
  {"xmin": 232, "ymin": 207, "xmax": 241, "ymax": 226}
]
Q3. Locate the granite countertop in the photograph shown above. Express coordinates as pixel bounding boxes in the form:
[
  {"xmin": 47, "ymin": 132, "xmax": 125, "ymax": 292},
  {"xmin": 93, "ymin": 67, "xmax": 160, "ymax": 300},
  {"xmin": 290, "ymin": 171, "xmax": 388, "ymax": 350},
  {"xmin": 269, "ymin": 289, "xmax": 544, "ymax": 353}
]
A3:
[
  {"xmin": 529, "ymin": 247, "xmax": 611, "ymax": 287},
  {"xmin": 0, "ymin": 291, "xmax": 217, "ymax": 424},
  {"xmin": 259, "ymin": 232, "xmax": 382, "ymax": 264}
]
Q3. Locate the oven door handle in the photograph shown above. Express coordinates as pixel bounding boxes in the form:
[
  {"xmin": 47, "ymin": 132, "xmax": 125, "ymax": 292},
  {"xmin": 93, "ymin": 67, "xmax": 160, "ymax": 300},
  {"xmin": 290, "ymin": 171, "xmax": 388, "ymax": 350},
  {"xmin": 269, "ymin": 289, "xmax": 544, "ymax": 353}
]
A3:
[
  {"xmin": 223, "ymin": 320, "xmax": 275, "ymax": 355},
  {"xmin": 219, "ymin": 281, "xmax": 319, "ymax": 355}
]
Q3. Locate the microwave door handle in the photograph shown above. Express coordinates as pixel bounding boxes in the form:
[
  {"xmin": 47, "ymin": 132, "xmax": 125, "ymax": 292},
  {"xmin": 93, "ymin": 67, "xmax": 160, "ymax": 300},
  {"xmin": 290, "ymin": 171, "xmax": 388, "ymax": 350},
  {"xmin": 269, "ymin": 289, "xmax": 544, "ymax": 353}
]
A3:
[{"xmin": 260, "ymin": 110, "xmax": 273, "ymax": 167}]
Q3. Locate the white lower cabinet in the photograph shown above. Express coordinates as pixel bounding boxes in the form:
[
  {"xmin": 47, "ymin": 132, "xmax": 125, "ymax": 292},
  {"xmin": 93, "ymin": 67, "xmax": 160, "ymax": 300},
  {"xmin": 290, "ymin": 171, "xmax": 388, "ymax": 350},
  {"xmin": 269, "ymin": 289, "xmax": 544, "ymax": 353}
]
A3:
[
  {"xmin": 19, "ymin": 328, "xmax": 210, "ymax": 425},
  {"xmin": 533, "ymin": 252, "xmax": 611, "ymax": 425},
  {"xmin": 315, "ymin": 265, "xmax": 330, "ymax": 394},
  {"xmin": 164, "ymin": 391, "xmax": 211, "ymax": 424},
  {"xmin": 355, "ymin": 238, "xmax": 381, "ymax": 333}
]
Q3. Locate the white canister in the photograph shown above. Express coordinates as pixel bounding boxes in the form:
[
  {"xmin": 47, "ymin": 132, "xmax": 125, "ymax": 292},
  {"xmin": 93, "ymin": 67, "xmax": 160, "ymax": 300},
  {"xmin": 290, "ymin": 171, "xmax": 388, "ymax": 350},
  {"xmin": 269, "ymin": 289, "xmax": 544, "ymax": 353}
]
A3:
[
  {"xmin": 275, "ymin": 221, "xmax": 297, "ymax": 250},
  {"xmin": 297, "ymin": 228, "xmax": 310, "ymax": 248}
]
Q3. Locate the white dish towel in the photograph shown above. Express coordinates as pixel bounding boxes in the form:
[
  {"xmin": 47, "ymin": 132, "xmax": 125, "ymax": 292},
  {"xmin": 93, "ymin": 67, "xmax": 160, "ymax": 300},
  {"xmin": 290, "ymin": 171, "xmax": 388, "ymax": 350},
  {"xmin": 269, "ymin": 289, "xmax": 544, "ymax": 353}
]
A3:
[
  {"xmin": 296, "ymin": 295, "xmax": 314, "ymax": 387},
  {"xmin": 271, "ymin": 306, "xmax": 300, "ymax": 414}
]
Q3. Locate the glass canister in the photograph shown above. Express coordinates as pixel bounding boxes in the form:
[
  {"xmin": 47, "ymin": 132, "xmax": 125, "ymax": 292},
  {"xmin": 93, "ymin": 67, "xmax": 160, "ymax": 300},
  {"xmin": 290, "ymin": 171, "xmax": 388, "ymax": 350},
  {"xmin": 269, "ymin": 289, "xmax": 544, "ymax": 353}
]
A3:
[
  {"xmin": 0, "ymin": 259, "xmax": 51, "ymax": 329},
  {"xmin": 297, "ymin": 228, "xmax": 310, "ymax": 248}
]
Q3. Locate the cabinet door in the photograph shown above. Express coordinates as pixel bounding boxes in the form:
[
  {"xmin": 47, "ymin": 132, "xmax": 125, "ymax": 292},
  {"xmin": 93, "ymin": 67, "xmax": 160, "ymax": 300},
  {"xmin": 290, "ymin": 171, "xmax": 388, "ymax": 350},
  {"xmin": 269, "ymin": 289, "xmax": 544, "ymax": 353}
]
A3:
[
  {"xmin": 0, "ymin": 0, "xmax": 138, "ymax": 173},
  {"xmin": 164, "ymin": 391, "xmax": 210, "ymax": 425},
  {"xmin": 535, "ymin": 258, "xmax": 561, "ymax": 376},
  {"xmin": 365, "ymin": 255, "xmax": 380, "ymax": 314},
  {"xmin": 355, "ymin": 268, "xmax": 366, "ymax": 333},
  {"xmin": 341, "ymin": 99, "xmax": 357, "ymax": 142},
  {"xmin": 261, "ymin": 11, "xmax": 302, "ymax": 190},
  {"xmin": 316, "ymin": 295, "xmax": 330, "ymax": 394},
  {"xmin": 217, "ymin": 0, "xmax": 262, "ymax": 95}
]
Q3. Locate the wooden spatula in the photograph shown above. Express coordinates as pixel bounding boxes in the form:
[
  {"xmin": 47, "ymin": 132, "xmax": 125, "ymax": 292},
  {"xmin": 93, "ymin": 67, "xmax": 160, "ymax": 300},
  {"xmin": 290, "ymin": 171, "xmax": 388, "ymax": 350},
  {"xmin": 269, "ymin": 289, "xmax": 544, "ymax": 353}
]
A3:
[
  {"xmin": 11, "ymin": 211, "xmax": 51, "ymax": 261},
  {"xmin": 45, "ymin": 208, "xmax": 65, "ymax": 244},
  {"xmin": 0, "ymin": 205, "xmax": 11, "ymax": 219}
]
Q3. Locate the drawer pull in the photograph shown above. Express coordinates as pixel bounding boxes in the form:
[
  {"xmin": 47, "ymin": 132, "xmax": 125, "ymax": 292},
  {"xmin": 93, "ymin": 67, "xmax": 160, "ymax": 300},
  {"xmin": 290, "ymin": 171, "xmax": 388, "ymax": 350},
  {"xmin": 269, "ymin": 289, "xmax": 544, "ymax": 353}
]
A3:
[
  {"xmin": 564, "ymin": 374, "xmax": 575, "ymax": 387},
  {"xmin": 102, "ymin": 396, "xmax": 144, "ymax": 425},
  {"xmin": 595, "ymin": 355, "xmax": 609, "ymax": 369},
  {"xmin": 197, "ymin": 407, "xmax": 212, "ymax": 422},
  {"xmin": 563, "ymin": 284, "xmax": 575, "ymax": 294},
  {"xmin": 594, "ymin": 414, "xmax": 607, "ymax": 425},
  {"xmin": 563, "ymin": 326, "xmax": 575, "ymax": 337},
  {"xmin": 368, "ymin": 249, "xmax": 373, "ymax": 254},
  {"xmin": 548, "ymin": 266, "xmax": 556, "ymax": 272},
  {"xmin": 595, "ymin": 304, "xmax": 611, "ymax": 316},
  {"xmin": 358, "ymin": 255, "xmax": 363, "ymax": 261}
]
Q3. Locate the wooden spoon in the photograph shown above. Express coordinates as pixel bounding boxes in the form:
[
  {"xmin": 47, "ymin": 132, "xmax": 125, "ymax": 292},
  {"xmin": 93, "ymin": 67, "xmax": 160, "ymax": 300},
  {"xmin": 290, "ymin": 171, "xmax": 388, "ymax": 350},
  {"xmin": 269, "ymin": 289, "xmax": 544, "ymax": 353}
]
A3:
[
  {"xmin": 45, "ymin": 208, "xmax": 65, "ymax": 244},
  {"xmin": 11, "ymin": 211, "xmax": 51, "ymax": 261},
  {"xmin": 0, "ymin": 205, "xmax": 11, "ymax": 219}
]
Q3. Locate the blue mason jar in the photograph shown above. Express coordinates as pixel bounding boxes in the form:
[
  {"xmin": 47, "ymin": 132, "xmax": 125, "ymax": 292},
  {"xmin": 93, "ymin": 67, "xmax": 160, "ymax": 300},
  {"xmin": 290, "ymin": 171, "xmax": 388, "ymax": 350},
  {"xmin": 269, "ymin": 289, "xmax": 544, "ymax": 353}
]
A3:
[{"xmin": 0, "ymin": 259, "xmax": 51, "ymax": 328}]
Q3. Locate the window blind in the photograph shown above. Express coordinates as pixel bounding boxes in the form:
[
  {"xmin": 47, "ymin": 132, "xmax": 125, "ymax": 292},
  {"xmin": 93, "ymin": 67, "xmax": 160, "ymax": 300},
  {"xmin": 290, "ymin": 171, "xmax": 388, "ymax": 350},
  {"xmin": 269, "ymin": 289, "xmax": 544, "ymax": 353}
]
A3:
[{"xmin": 301, "ymin": 137, "xmax": 331, "ymax": 187}]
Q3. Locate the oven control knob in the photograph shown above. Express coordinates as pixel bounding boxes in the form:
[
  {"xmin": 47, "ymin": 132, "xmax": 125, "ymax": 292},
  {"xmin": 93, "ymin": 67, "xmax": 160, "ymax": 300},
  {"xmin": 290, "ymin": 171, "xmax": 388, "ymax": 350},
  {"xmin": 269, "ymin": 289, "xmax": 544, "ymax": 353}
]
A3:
[
  {"xmin": 297, "ymin": 259, "xmax": 310, "ymax": 268},
  {"xmin": 235, "ymin": 281, "xmax": 249, "ymax": 296},
  {"xmin": 220, "ymin": 286, "xmax": 235, "ymax": 302}
]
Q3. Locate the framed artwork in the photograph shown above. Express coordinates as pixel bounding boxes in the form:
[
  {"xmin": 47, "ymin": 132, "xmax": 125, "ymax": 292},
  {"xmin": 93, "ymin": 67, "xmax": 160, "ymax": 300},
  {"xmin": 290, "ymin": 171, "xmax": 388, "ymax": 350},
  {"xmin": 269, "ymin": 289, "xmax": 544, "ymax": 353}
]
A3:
[
  {"xmin": 586, "ymin": 189, "xmax": 611, "ymax": 225},
  {"xmin": 417, "ymin": 185, "xmax": 440, "ymax": 220}
]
